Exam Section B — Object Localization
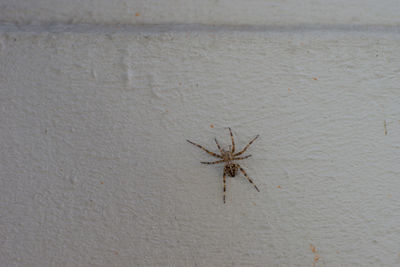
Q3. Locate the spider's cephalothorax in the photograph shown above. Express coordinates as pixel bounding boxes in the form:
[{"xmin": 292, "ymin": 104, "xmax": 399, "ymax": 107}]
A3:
[{"xmin": 187, "ymin": 128, "xmax": 259, "ymax": 203}]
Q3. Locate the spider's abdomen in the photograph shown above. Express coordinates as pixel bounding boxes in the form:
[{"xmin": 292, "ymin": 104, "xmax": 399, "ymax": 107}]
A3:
[{"xmin": 225, "ymin": 164, "xmax": 238, "ymax": 177}]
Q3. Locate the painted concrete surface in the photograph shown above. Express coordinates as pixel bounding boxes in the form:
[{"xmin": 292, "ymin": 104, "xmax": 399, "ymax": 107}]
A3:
[
  {"xmin": 1, "ymin": 18, "xmax": 400, "ymax": 267},
  {"xmin": 1, "ymin": 0, "xmax": 400, "ymax": 26}
]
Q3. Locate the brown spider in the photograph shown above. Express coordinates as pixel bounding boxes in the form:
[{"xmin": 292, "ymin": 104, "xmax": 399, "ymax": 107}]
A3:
[{"xmin": 187, "ymin": 128, "xmax": 260, "ymax": 203}]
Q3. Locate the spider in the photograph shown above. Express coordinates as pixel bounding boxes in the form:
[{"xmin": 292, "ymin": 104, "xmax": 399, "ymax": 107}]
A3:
[{"xmin": 187, "ymin": 128, "xmax": 260, "ymax": 203}]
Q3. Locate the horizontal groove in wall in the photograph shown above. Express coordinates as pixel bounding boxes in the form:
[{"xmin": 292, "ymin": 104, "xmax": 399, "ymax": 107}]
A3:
[{"xmin": 0, "ymin": 23, "xmax": 400, "ymax": 35}]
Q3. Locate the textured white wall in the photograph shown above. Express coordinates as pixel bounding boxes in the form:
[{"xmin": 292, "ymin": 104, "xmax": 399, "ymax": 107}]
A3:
[
  {"xmin": 2, "ymin": 0, "xmax": 400, "ymax": 26},
  {"xmin": 1, "ymin": 2, "xmax": 400, "ymax": 267}
]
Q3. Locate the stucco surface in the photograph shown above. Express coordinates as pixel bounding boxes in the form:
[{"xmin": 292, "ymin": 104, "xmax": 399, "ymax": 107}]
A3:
[
  {"xmin": 1, "ymin": 0, "xmax": 400, "ymax": 26},
  {"xmin": 1, "ymin": 25, "xmax": 400, "ymax": 266}
]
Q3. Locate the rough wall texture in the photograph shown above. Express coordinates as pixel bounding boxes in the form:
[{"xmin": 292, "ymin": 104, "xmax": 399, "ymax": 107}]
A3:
[
  {"xmin": 1, "ymin": 2, "xmax": 400, "ymax": 267},
  {"xmin": 1, "ymin": 0, "xmax": 400, "ymax": 26}
]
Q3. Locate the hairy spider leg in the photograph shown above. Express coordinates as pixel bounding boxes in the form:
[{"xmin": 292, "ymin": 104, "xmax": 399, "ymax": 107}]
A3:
[
  {"xmin": 187, "ymin": 140, "xmax": 222, "ymax": 158},
  {"xmin": 214, "ymin": 138, "xmax": 223, "ymax": 154},
  {"xmin": 228, "ymin": 127, "xmax": 235, "ymax": 153},
  {"xmin": 233, "ymin": 155, "xmax": 252, "ymax": 161},
  {"xmin": 234, "ymin": 135, "xmax": 259, "ymax": 156},
  {"xmin": 201, "ymin": 160, "xmax": 225, "ymax": 164},
  {"xmin": 223, "ymin": 171, "xmax": 227, "ymax": 203},
  {"xmin": 238, "ymin": 165, "xmax": 260, "ymax": 192}
]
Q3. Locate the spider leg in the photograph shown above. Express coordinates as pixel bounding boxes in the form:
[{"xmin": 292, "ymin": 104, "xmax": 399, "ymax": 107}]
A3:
[
  {"xmin": 234, "ymin": 135, "xmax": 259, "ymax": 156},
  {"xmin": 214, "ymin": 138, "xmax": 223, "ymax": 154},
  {"xmin": 238, "ymin": 164, "xmax": 260, "ymax": 192},
  {"xmin": 201, "ymin": 160, "xmax": 225, "ymax": 164},
  {"xmin": 233, "ymin": 155, "xmax": 252, "ymax": 161},
  {"xmin": 187, "ymin": 140, "xmax": 222, "ymax": 158},
  {"xmin": 228, "ymin": 127, "xmax": 235, "ymax": 153},
  {"xmin": 223, "ymin": 170, "xmax": 227, "ymax": 203}
]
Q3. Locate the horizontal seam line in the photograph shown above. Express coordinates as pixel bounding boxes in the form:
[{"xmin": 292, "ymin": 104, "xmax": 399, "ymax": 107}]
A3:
[{"xmin": 1, "ymin": 23, "xmax": 400, "ymax": 34}]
